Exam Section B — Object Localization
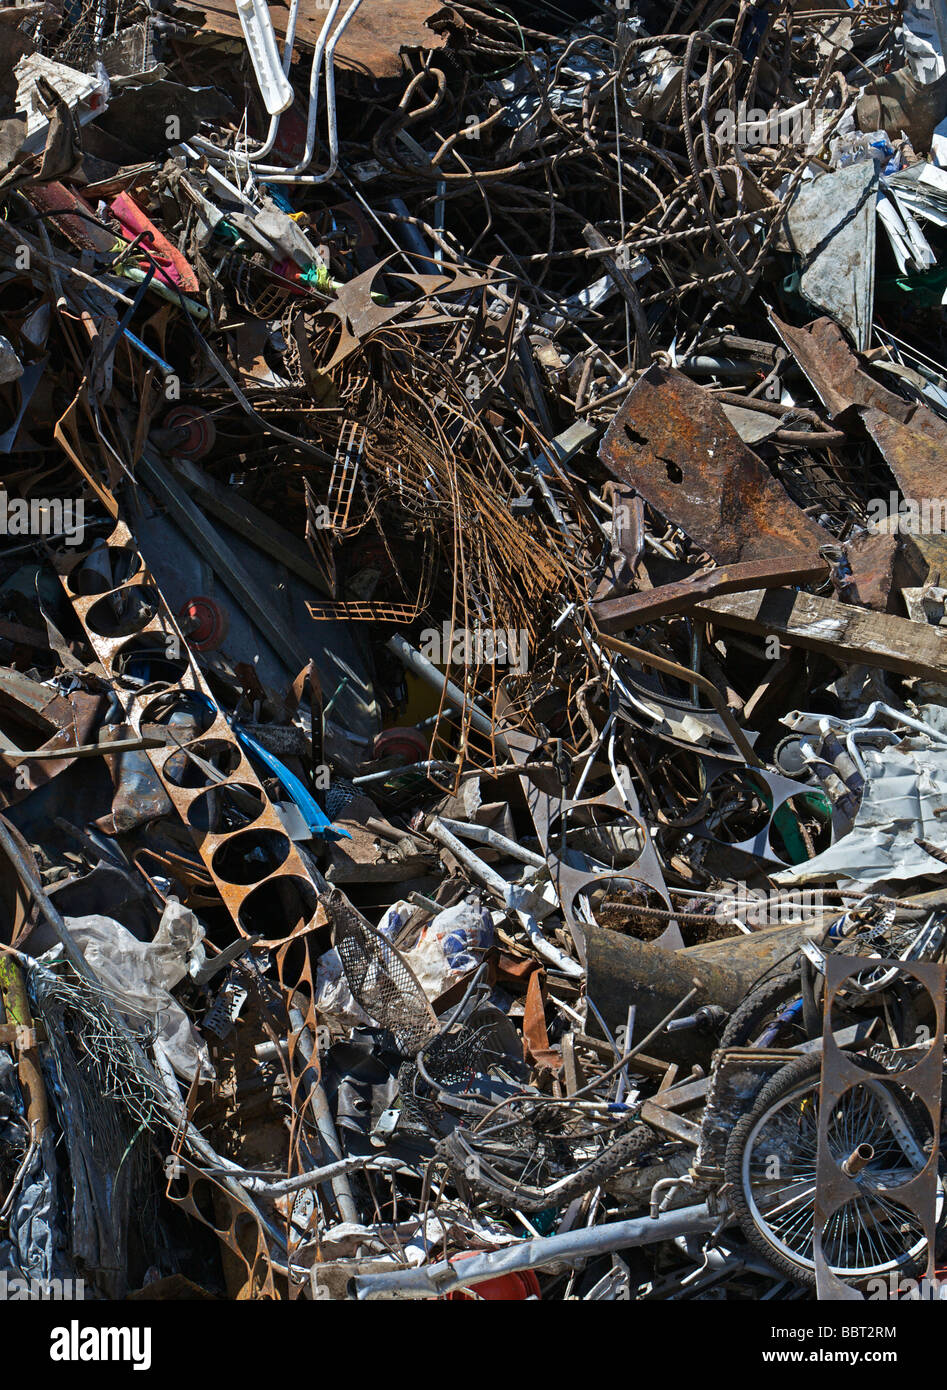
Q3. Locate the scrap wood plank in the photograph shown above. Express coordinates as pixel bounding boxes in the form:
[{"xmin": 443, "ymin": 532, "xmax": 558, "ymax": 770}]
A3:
[{"xmin": 687, "ymin": 587, "xmax": 947, "ymax": 683}]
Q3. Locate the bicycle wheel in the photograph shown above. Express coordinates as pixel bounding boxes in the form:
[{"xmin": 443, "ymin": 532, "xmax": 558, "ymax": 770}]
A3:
[{"xmin": 725, "ymin": 1053, "xmax": 943, "ymax": 1288}]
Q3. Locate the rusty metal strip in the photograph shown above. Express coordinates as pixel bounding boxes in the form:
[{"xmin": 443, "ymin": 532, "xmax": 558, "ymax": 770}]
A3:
[
  {"xmin": 771, "ymin": 313, "xmax": 947, "ymax": 440},
  {"xmin": 591, "ymin": 555, "xmax": 829, "ymax": 634}
]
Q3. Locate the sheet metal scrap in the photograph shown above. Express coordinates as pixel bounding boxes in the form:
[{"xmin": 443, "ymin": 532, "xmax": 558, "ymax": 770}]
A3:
[
  {"xmin": 0, "ymin": 668, "xmax": 104, "ymax": 806},
  {"xmin": 785, "ymin": 161, "xmax": 879, "ymax": 353},
  {"xmin": 599, "ymin": 366, "xmax": 828, "ymax": 565}
]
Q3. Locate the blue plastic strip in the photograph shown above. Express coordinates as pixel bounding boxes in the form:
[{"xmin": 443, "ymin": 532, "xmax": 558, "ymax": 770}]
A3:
[{"xmin": 230, "ymin": 719, "xmax": 351, "ymax": 840}]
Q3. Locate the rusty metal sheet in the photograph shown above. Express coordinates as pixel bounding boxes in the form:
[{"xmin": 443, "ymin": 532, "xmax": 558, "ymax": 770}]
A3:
[
  {"xmin": 861, "ymin": 405, "xmax": 947, "ymax": 504},
  {"xmin": 844, "ymin": 530, "xmax": 926, "ymax": 614},
  {"xmin": 192, "ymin": 0, "xmax": 446, "ymax": 78},
  {"xmin": 771, "ymin": 313, "xmax": 947, "ymax": 448},
  {"xmin": 598, "ymin": 365, "xmax": 827, "ymax": 565},
  {"xmin": 590, "ymin": 554, "xmax": 828, "ymax": 634},
  {"xmin": 770, "ymin": 315, "xmax": 896, "ymax": 420},
  {"xmin": 0, "ymin": 671, "xmax": 104, "ymax": 808}
]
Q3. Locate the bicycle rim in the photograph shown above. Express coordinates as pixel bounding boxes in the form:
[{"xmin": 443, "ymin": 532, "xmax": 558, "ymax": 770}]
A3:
[{"xmin": 740, "ymin": 1077, "xmax": 941, "ymax": 1279}]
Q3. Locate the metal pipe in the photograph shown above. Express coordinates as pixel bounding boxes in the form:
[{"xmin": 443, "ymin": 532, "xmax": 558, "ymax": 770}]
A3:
[
  {"xmin": 352, "ymin": 1202, "xmax": 720, "ymax": 1298},
  {"xmin": 437, "ymin": 816, "xmax": 546, "ymax": 868},
  {"xmin": 193, "ymin": 0, "xmax": 340, "ymax": 174},
  {"xmin": 786, "ymin": 702, "xmax": 947, "ymax": 745},
  {"xmin": 385, "ymin": 633, "xmax": 509, "ymax": 755},
  {"xmin": 207, "ymin": 1152, "xmax": 401, "ymax": 1196},
  {"xmin": 844, "ymin": 727, "xmax": 900, "ymax": 780},
  {"xmin": 241, "ymin": 0, "xmax": 303, "ymax": 163},
  {"xmin": 288, "ymin": 1005, "xmax": 359, "ymax": 1223},
  {"xmin": 427, "ymin": 818, "xmax": 583, "ymax": 978},
  {"xmin": 841, "ymin": 1143, "xmax": 875, "ymax": 1177},
  {"xmin": 253, "ymin": 0, "xmax": 364, "ymax": 185}
]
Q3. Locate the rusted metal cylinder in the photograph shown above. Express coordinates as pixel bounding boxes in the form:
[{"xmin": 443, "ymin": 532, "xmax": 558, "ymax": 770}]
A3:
[
  {"xmin": 586, "ymin": 922, "xmax": 810, "ymax": 1063},
  {"xmin": 841, "ymin": 1143, "xmax": 874, "ymax": 1177}
]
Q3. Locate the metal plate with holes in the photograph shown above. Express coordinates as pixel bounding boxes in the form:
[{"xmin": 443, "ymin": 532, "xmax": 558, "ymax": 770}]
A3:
[
  {"xmin": 54, "ymin": 520, "xmax": 323, "ymax": 949},
  {"xmin": 689, "ymin": 754, "xmax": 833, "ymax": 869},
  {"xmin": 501, "ymin": 726, "xmax": 676, "ymax": 961},
  {"xmin": 54, "ymin": 521, "xmax": 334, "ymax": 1261},
  {"xmin": 814, "ymin": 956, "xmax": 945, "ymax": 1300}
]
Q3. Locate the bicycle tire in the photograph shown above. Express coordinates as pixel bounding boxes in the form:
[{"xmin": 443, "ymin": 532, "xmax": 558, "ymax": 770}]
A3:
[
  {"xmin": 725, "ymin": 1053, "xmax": 942, "ymax": 1289},
  {"xmin": 719, "ymin": 972, "xmax": 806, "ymax": 1048}
]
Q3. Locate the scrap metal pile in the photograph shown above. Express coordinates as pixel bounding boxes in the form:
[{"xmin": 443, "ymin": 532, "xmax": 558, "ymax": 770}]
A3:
[{"xmin": 3, "ymin": 0, "xmax": 947, "ymax": 1302}]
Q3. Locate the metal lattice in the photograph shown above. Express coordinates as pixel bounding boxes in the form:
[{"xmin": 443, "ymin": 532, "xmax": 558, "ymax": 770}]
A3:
[{"xmin": 326, "ymin": 888, "xmax": 439, "ymax": 1058}]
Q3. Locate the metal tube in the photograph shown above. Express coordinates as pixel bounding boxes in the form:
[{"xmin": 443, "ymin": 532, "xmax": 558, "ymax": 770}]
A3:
[
  {"xmin": 242, "ymin": 0, "xmax": 303, "ymax": 163},
  {"xmin": 427, "ymin": 818, "xmax": 583, "ymax": 978},
  {"xmin": 841, "ymin": 1143, "xmax": 874, "ymax": 1177},
  {"xmin": 352, "ymin": 1202, "xmax": 720, "ymax": 1298},
  {"xmin": 193, "ymin": 0, "xmax": 358, "ymax": 187},
  {"xmin": 250, "ymin": 0, "xmax": 341, "ymax": 174},
  {"xmin": 288, "ymin": 1006, "xmax": 359, "ymax": 1223},
  {"xmin": 385, "ymin": 633, "xmax": 509, "ymax": 754},
  {"xmin": 254, "ymin": 0, "xmax": 364, "ymax": 184},
  {"xmin": 437, "ymin": 816, "xmax": 546, "ymax": 868}
]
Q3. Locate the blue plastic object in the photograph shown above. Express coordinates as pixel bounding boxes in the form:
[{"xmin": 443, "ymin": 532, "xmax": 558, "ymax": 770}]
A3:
[{"xmin": 230, "ymin": 719, "xmax": 351, "ymax": 840}]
